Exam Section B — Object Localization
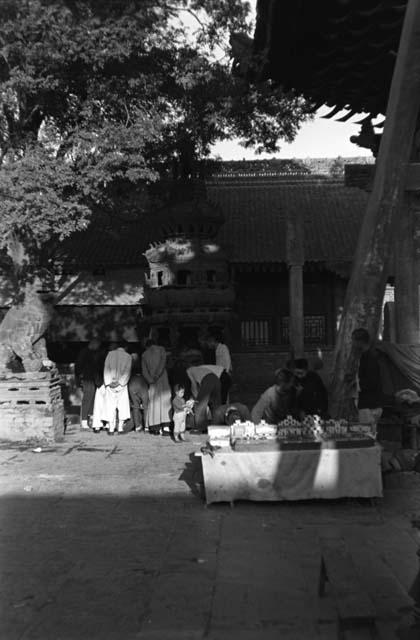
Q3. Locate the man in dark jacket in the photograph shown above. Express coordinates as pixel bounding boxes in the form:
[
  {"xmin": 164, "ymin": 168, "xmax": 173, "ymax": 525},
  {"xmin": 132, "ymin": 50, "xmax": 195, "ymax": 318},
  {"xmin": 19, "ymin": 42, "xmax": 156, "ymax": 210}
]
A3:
[
  {"xmin": 293, "ymin": 358, "xmax": 329, "ymax": 418},
  {"xmin": 75, "ymin": 338, "xmax": 105, "ymax": 429},
  {"xmin": 128, "ymin": 352, "xmax": 149, "ymax": 432},
  {"xmin": 352, "ymin": 328, "xmax": 383, "ymax": 436}
]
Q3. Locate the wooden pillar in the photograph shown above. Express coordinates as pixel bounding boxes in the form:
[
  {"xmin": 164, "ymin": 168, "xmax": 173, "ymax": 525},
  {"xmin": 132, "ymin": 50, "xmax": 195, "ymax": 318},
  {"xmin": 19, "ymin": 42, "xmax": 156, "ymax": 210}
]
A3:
[
  {"xmin": 395, "ymin": 194, "xmax": 420, "ymax": 343},
  {"xmin": 288, "ymin": 264, "xmax": 304, "ymax": 357},
  {"xmin": 286, "ymin": 208, "xmax": 304, "ymax": 358},
  {"xmin": 331, "ymin": 0, "xmax": 420, "ymax": 416}
]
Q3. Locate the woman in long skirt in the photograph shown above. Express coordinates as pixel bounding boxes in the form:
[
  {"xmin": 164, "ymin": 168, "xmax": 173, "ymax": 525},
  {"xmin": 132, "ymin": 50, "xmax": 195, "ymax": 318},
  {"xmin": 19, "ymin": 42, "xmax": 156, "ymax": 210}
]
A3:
[{"xmin": 141, "ymin": 339, "xmax": 171, "ymax": 435}]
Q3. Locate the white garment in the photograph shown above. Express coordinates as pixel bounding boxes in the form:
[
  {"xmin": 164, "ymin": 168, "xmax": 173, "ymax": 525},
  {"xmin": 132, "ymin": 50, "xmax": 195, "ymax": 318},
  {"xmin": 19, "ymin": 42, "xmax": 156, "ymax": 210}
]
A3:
[
  {"xmin": 92, "ymin": 384, "xmax": 131, "ymax": 429},
  {"xmin": 92, "ymin": 348, "xmax": 132, "ymax": 430},
  {"xmin": 215, "ymin": 343, "xmax": 232, "ymax": 373},
  {"xmin": 173, "ymin": 410, "xmax": 187, "ymax": 435},
  {"xmin": 187, "ymin": 365, "xmax": 224, "ymax": 398},
  {"xmin": 104, "ymin": 385, "xmax": 131, "ymax": 429},
  {"xmin": 188, "ymin": 365, "xmax": 224, "ymax": 384},
  {"xmin": 92, "ymin": 385, "xmax": 106, "ymax": 430},
  {"xmin": 104, "ymin": 348, "xmax": 132, "ymax": 387}
]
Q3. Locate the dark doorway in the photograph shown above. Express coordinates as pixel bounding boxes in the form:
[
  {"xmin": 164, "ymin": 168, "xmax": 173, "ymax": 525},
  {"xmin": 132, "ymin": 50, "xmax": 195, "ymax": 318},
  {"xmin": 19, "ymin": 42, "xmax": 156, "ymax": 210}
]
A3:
[{"xmin": 178, "ymin": 326, "xmax": 200, "ymax": 349}]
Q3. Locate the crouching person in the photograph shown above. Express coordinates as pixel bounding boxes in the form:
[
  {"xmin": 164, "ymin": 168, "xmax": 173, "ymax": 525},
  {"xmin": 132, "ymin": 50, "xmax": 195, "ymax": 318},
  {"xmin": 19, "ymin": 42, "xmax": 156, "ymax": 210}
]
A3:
[{"xmin": 251, "ymin": 368, "xmax": 297, "ymax": 424}]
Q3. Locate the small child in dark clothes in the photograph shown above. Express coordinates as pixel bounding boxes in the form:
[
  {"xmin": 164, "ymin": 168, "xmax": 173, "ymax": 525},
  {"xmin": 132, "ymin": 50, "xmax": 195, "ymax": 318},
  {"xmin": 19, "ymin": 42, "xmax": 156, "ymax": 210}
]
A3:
[{"xmin": 172, "ymin": 384, "xmax": 194, "ymax": 442}]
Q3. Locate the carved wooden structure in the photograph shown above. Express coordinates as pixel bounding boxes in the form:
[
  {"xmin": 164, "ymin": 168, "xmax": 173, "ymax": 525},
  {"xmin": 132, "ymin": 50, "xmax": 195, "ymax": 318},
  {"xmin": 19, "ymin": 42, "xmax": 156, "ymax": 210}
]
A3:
[{"xmin": 141, "ymin": 180, "xmax": 235, "ymax": 348}]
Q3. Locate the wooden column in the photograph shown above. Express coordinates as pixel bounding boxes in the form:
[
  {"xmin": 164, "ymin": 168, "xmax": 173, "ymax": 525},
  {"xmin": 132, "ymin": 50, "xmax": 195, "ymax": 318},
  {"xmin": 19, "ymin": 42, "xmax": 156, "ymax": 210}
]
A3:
[
  {"xmin": 286, "ymin": 208, "xmax": 304, "ymax": 358},
  {"xmin": 395, "ymin": 193, "xmax": 420, "ymax": 343},
  {"xmin": 331, "ymin": 0, "xmax": 420, "ymax": 416}
]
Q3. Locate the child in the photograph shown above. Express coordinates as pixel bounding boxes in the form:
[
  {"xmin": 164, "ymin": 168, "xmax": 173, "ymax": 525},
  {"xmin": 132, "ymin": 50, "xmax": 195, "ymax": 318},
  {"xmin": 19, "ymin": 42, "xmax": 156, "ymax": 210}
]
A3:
[{"xmin": 172, "ymin": 384, "xmax": 194, "ymax": 442}]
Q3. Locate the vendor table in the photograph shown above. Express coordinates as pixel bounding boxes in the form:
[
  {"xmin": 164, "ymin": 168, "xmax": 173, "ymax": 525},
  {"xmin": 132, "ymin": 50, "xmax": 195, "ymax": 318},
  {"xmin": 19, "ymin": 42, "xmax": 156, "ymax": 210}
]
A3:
[{"xmin": 200, "ymin": 444, "xmax": 383, "ymax": 505}]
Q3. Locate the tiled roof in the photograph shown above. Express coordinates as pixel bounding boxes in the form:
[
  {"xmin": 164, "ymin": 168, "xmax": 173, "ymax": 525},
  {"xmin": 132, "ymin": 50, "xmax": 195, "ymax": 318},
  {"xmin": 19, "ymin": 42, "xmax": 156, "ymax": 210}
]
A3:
[
  {"xmin": 59, "ymin": 177, "xmax": 368, "ymax": 270},
  {"xmin": 254, "ymin": 0, "xmax": 406, "ymax": 116}
]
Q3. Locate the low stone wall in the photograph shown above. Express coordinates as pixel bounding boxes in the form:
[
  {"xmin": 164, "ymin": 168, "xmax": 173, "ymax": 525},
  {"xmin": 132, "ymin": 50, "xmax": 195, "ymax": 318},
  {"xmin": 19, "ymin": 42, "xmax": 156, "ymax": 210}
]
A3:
[
  {"xmin": 0, "ymin": 402, "xmax": 65, "ymax": 443},
  {"xmin": 0, "ymin": 372, "xmax": 65, "ymax": 444}
]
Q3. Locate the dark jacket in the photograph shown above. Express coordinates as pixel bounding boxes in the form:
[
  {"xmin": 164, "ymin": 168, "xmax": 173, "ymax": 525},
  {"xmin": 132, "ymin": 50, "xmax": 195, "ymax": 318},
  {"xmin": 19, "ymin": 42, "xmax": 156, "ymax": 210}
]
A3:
[
  {"xmin": 296, "ymin": 371, "xmax": 328, "ymax": 416},
  {"xmin": 75, "ymin": 347, "xmax": 105, "ymax": 387},
  {"xmin": 358, "ymin": 348, "xmax": 383, "ymax": 409}
]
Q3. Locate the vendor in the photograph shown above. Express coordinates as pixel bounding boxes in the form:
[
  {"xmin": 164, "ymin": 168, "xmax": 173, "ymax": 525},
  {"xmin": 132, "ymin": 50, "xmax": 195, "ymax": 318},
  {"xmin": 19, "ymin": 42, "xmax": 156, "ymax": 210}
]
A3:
[
  {"xmin": 212, "ymin": 402, "xmax": 251, "ymax": 426},
  {"xmin": 292, "ymin": 358, "xmax": 328, "ymax": 418},
  {"xmin": 186, "ymin": 365, "xmax": 223, "ymax": 432},
  {"xmin": 251, "ymin": 369, "xmax": 297, "ymax": 424},
  {"xmin": 352, "ymin": 328, "xmax": 383, "ymax": 435}
]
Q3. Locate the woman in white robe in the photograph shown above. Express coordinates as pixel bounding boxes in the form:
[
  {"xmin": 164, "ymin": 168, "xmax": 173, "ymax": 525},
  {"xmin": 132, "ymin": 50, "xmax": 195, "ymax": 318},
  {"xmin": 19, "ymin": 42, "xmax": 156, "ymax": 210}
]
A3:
[{"xmin": 92, "ymin": 345, "xmax": 132, "ymax": 433}]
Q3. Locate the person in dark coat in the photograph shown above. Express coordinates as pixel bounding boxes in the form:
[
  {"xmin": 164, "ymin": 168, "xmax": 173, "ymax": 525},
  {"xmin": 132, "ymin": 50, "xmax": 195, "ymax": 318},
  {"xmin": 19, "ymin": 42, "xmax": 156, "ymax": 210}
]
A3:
[
  {"xmin": 352, "ymin": 328, "xmax": 383, "ymax": 435},
  {"xmin": 128, "ymin": 353, "xmax": 149, "ymax": 432},
  {"xmin": 292, "ymin": 358, "xmax": 329, "ymax": 418},
  {"xmin": 75, "ymin": 338, "xmax": 105, "ymax": 429}
]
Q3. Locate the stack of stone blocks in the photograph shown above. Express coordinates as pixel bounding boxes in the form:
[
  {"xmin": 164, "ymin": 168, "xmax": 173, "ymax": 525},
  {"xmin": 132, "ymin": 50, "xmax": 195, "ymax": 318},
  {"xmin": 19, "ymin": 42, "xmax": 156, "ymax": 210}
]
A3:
[{"xmin": 0, "ymin": 371, "xmax": 64, "ymax": 444}]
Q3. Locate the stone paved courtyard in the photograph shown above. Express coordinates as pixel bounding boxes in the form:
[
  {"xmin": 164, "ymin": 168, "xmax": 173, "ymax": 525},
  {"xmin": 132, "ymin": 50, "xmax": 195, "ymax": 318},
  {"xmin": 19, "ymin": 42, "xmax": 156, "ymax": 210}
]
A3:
[{"xmin": 1, "ymin": 423, "xmax": 420, "ymax": 639}]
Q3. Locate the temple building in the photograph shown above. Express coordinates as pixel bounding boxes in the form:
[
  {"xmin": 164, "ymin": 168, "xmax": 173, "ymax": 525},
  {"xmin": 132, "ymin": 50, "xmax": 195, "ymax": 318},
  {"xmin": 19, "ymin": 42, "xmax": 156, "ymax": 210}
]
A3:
[
  {"xmin": 0, "ymin": 159, "xmax": 378, "ymax": 391},
  {"xmin": 0, "ymin": 158, "xmax": 388, "ymax": 395}
]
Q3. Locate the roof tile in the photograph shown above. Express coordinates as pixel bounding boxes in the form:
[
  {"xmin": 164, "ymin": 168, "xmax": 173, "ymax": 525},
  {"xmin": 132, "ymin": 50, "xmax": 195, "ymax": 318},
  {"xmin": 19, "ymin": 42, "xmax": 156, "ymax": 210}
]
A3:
[{"xmin": 59, "ymin": 179, "xmax": 368, "ymax": 269}]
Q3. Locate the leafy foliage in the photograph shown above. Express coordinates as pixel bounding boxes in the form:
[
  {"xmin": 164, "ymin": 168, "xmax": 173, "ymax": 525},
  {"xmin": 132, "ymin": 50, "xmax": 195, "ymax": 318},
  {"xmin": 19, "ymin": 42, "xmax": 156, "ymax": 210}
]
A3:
[{"xmin": 0, "ymin": 0, "xmax": 313, "ymax": 277}]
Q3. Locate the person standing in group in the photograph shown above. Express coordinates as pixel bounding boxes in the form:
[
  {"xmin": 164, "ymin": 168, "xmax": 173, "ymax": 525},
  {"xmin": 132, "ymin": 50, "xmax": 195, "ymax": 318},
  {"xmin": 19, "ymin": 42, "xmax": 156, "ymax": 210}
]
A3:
[
  {"xmin": 171, "ymin": 384, "xmax": 194, "ymax": 442},
  {"xmin": 75, "ymin": 338, "xmax": 105, "ymax": 430},
  {"xmin": 351, "ymin": 328, "xmax": 383, "ymax": 436},
  {"xmin": 141, "ymin": 338, "xmax": 171, "ymax": 435},
  {"xmin": 92, "ymin": 342, "xmax": 132, "ymax": 434},
  {"xmin": 128, "ymin": 352, "xmax": 149, "ymax": 432},
  {"xmin": 186, "ymin": 364, "xmax": 223, "ymax": 432},
  {"xmin": 207, "ymin": 332, "xmax": 232, "ymax": 404}
]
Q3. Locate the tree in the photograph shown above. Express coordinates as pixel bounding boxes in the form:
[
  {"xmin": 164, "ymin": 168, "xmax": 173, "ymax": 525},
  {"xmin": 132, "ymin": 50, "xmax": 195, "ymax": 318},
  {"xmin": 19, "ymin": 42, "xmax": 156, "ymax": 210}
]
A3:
[{"xmin": 0, "ymin": 0, "xmax": 313, "ymax": 370}]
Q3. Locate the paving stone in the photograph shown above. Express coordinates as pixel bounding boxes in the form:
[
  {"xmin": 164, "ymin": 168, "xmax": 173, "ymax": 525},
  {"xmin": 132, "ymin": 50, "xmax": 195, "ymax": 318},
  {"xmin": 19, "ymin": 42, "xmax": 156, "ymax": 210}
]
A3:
[{"xmin": 0, "ymin": 429, "xmax": 419, "ymax": 639}]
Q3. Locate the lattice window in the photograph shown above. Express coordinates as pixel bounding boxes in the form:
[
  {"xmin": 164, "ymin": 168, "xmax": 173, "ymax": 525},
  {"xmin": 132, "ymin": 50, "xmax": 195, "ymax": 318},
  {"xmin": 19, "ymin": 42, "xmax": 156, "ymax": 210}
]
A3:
[
  {"xmin": 281, "ymin": 316, "xmax": 326, "ymax": 344},
  {"xmin": 177, "ymin": 270, "xmax": 191, "ymax": 286},
  {"xmin": 241, "ymin": 319, "xmax": 271, "ymax": 346}
]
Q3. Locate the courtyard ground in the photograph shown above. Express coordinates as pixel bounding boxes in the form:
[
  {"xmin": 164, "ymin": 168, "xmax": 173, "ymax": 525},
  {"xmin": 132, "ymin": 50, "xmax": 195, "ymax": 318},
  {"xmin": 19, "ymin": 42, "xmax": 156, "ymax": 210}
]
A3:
[{"xmin": 1, "ymin": 422, "xmax": 420, "ymax": 640}]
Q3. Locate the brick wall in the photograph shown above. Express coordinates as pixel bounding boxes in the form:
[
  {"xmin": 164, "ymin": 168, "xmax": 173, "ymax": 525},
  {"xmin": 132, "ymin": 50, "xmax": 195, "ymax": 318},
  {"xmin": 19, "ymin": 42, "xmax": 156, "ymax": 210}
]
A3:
[{"xmin": 344, "ymin": 164, "xmax": 375, "ymax": 190}]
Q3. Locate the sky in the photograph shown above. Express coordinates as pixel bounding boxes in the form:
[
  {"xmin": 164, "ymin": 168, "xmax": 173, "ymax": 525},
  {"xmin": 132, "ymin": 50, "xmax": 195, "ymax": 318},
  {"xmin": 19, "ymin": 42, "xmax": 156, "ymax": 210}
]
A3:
[
  {"xmin": 211, "ymin": 107, "xmax": 375, "ymax": 160},
  {"xmin": 182, "ymin": 1, "xmax": 378, "ymax": 161},
  {"xmin": 209, "ymin": 0, "xmax": 377, "ymax": 161}
]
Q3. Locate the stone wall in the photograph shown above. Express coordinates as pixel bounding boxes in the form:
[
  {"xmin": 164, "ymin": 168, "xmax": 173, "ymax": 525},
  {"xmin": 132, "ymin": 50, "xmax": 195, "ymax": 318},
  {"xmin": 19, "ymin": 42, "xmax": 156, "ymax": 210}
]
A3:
[
  {"xmin": 0, "ymin": 372, "xmax": 65, "ymax": 444},
  {"xmin": 0, "ymin": 402, "xmax": 65, "ymax": 444}
]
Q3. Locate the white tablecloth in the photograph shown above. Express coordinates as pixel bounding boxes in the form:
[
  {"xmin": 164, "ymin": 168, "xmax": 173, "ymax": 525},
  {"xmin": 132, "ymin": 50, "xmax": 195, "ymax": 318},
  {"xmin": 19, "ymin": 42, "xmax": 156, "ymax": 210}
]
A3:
[{"xmin": 201, "ymin": 445, "xmax": 383, "ymax": 504}]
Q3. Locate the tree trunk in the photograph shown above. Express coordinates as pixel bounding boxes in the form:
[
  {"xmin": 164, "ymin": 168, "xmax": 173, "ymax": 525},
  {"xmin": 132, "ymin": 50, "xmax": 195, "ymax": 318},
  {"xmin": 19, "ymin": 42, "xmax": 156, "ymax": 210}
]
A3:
[
  {"xmin": 395, "ymin": 193, "xmax": 420, "ymax": 343},
  {"xmin": 330, "ymin": 0, "xmax": 420, "ymax": 417}
]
